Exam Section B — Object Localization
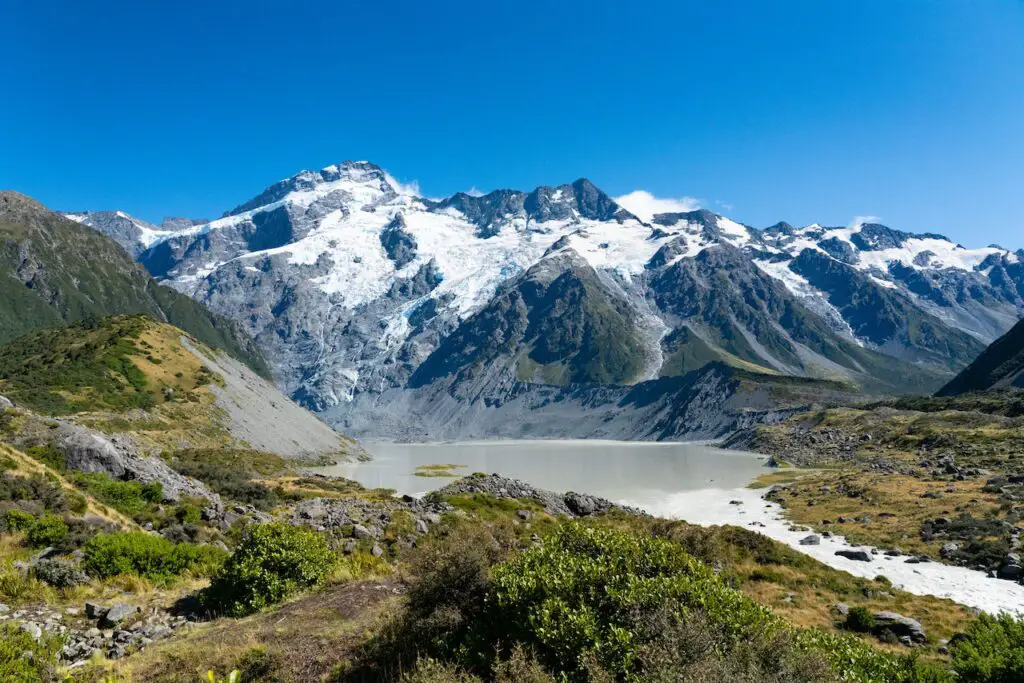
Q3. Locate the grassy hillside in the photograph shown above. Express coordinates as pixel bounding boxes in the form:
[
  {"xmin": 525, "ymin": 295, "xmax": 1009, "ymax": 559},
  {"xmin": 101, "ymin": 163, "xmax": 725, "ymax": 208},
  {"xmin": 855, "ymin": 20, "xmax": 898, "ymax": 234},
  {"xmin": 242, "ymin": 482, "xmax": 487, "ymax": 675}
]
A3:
[
  {"xmin": 939, "ymin": 317, "xmax": 1024, "ymax": 395},
  {"xmin": 0, "ymin": 191, "xmax": 269, "ymax": 378},
  {"xmin": 0, "ymin": 316, "xmax": 217, "ymax": 416}
]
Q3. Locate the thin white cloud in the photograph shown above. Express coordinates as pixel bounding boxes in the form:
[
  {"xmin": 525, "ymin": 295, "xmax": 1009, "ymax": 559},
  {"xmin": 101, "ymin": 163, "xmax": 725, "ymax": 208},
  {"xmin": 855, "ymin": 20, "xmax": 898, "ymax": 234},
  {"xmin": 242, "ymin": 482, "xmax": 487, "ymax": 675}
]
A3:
[
  {"xmin": 464, "ymin": 186, "xmax": 485, "ymax": 197},
  {"xmin": 383, "ymin": 172, "xmax": 421, "ymax": 197},
  {"xmin": 613, "ymin": 190, "xmax": 701, "ymax": 222},
  {"xmin": 848, "ymin": 215, "xmax": 880, "ymax": 230}
]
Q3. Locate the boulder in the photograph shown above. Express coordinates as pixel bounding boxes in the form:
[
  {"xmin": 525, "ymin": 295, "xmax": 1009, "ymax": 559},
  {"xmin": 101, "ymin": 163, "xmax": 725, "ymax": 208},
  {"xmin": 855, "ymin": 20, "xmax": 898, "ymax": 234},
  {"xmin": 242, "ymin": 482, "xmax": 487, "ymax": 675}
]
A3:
[
  {"xmin": 100, "ymin": 603, "xmax": 138, "ymax": 628},
  {"xmin": 0, "ymin": 396, "xmax": 13, "ymax": 410},
  {"xmin": 835, "ymin": 549, "xmax": 872, "ymax": 562},
  {"xmin": 799, "ymin": 534, "xmax": 821, "ymax": 546},
  {"xmin": 84, "ymin": 603, "xmax": 108, "ymax": 620},
  {"xmin": 53, "ymin": 423, "xmax": 216, "ymax": 503},
  {"xmin": 872, "ymin": 611, "xmax": 926, "ymax": 643}
]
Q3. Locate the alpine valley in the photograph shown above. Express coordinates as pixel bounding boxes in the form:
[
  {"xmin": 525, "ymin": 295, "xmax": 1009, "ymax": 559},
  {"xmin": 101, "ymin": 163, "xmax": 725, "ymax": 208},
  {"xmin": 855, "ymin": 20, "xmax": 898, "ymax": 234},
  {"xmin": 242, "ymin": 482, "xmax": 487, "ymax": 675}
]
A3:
[{"xmin": 65, "ymin": 161, "xmax": 1024, "ymax": 441}]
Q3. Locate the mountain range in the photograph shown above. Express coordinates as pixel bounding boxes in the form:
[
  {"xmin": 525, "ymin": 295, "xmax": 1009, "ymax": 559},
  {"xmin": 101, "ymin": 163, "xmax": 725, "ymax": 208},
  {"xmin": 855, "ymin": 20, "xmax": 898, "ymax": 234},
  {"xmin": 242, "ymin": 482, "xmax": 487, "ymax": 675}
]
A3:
[{"xmin": 51, "ymin": 161, "xmax": 1024, "ymax": 438}]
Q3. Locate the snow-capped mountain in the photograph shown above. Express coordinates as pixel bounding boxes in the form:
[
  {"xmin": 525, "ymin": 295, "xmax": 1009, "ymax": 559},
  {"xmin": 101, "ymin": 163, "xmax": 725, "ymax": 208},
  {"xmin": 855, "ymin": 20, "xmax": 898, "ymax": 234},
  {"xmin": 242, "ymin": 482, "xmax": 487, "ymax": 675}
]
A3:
[
  {"xmin": 62, "ymin": 211, "xmax": 187, "ymax": 257},
  {"xmin": 76, "ymin": 160, "xmax": 1024, "ymax": 439}
]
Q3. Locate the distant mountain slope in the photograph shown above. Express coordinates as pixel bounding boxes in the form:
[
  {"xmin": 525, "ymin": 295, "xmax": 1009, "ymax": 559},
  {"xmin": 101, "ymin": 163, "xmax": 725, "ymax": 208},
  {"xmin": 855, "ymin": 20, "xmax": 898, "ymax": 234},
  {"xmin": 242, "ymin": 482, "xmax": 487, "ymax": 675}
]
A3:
[
  {"xmin": 61, "ymin": 210, "xmax": 177, "ymax": 257},
  {"xmin": 938, "ymin": 318, "xmax": 1024, "ymax": 395},
  {"xmin": 0, "ymin": 315, "xmax": 357, "ymax": 460},
  {"xmin": 0, "ymin": 191, "xmax": 269, "ymax": 377},
  {"xmin": 65, "ymin": 161, "xmax": 1024, "ymax": 438}
]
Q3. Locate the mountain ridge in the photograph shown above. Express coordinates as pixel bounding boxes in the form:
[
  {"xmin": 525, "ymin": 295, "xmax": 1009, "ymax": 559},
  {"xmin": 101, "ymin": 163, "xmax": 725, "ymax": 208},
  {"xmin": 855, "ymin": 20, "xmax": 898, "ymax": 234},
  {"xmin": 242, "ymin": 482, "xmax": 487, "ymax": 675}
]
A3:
[{"xmin": 52, "ymin": 161, "xmax": 1024, "ymax": 438}]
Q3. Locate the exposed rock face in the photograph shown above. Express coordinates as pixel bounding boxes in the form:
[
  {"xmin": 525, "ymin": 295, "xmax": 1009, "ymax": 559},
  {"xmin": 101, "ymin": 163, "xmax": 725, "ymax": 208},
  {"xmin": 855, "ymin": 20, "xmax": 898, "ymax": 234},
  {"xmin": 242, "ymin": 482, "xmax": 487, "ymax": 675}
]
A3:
[{"xmin": 53, "ymin": 422, "xmax": 215, "ymax": 503}]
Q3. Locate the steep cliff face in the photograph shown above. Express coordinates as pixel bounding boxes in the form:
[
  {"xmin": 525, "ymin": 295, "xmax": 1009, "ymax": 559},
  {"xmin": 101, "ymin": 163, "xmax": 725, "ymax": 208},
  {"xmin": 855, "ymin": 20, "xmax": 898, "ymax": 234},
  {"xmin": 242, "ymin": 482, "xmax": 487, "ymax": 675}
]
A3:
[{"xmin": 65, "ymin": 161, "xmax": 1024, "ymax": 439}]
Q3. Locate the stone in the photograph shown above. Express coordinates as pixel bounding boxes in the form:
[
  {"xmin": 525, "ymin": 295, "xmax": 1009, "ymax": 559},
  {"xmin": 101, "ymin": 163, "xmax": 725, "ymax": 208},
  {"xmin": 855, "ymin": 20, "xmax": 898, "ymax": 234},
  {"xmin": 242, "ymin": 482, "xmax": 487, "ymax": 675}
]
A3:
[
  {"xmin": 872, "ymin": 611, "xmax": 927, "ymax": 643},
  {"xmin": 516, "ymin": 510, "xmax": 532, "ymax": 521},
  {"xmin": 0, "ymin": 395, "xmax": 13, "ymax": 409},
  {"xmin": 100, "ymin": 603, "xmax": 138, "ymax": 628},
  {"xmin": 371, "ymin": 543, "xmax": 384, "ymax": 558},
  {"xmin": 352, "ymin": 524, "xmax": 374, "ymax": 539},
  {"xmin": 342, "ymin": 539, "xmax": 357, "ymax": 555},
  {"xmin": 799, "ymin": 534, "xmax": 821, "ymax": 546},
  {"xmin": 415, "ymin": 518, "xmax": 429, "ymax": 534},
  {"xmin": 940, "ymin": 542, "xmax": 960, "ymax": 559},
  {"xmin": 19, "ymin": 622, "xmax": 42, "ymax": 640},
  {"xmin": 835, "ymin": 549, "xmax": 872, "ymax": 562},
  {"xmin": 84, "ymin": 603, "xmax": 108, "ymax": 620},
  {"xmin": 832, "ymin": 602, "xmax": 850, "ymax": 617}
]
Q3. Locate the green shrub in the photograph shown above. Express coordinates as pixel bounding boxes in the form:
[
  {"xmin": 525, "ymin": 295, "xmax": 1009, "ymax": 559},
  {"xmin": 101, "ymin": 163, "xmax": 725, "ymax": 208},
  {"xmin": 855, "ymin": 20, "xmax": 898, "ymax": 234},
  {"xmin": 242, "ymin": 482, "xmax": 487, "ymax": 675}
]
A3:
[
  {"xmin": 82, "ymin": 532, "xmax": 225, "ymax": 581},
  {"xmin": 950, "ymin": 612, "xmax": 1024, "ymax": 682},
  {"xmin": 3, "ymin": 508, "xmax": 35, "ymax": 532},
  {"xmin": 0, "ymin": 472, "xmax": 67, "ymax": 512},
  {"xmin": 32, "ymin": 559, "xmax": 90, "ymax": 588},
  {"xmin": 204, "ymin": 522, "xmax": 336, "ymax": 616},
  {"xmin": 26, "ymin": 515, "xmax": 68, "ymax": 547},
  {"xmin": 845, "ymin": 606, "xmax": 877, "ymax": 633},
  {"xmin": 0, "ymin": 623, "xmax": 63, "ymax": 682},
  {"xmin": 165, "ymin": 449, "xmax": 285, "ymax": 511},
  {"xmin": 488, "ymin": 522, "xmax": 787, "ymax": 680},
  {"xmin": 488, "ymin": 522, "xmax": 920, "ymax": 683},
  {"xmin": 72, "ymin": 472, "xmax": 158, "ymax": 518}
]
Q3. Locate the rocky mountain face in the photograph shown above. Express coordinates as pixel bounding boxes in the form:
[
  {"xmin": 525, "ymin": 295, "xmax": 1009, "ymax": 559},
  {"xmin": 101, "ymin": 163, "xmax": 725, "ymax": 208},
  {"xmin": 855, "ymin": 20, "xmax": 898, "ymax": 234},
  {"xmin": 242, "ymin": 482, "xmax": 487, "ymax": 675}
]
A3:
[
  {"xmin": 61, "ymin": 210, "xmax": 185, "ymax": 258},
  {"xmin": 938, "ymin": 318, "xmax": 1024, "ymax": 395},
  {"xmin": 68, "ymin": 162, "xmax": 1024, "ymax": 439},
  {"xmin": 0, "ymin": 192, "xmax": 268, "ymax": 376}
]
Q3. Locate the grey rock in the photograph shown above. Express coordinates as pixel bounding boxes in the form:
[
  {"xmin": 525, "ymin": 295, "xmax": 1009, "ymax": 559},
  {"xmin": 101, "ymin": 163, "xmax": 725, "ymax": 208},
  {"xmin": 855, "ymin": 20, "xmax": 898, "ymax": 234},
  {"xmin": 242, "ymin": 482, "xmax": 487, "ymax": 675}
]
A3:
[
  {"xmin": 84, "ymin": 603, "xmax": 108, "ymax": 620},
  {"xmin": 799, "ymin": 534, "xmax": 821, "ymax": 546},
  {"xmin": 19, "ymin": 622, "xmax": 42, "ymax": 640},
  {"xmin": 835, "ymin": 549, "xmax": 872, "ymax": 562},
  {"xmin": 872, "ymin": 611, "xmax": 927, "ymax": 643},
  {"xmin": 371, "ymin": 543, "xmax": 384, "ymax": 558},
  {"xmin": 100, "ymin": 603, "xmax": 138, "ymax": 628}
]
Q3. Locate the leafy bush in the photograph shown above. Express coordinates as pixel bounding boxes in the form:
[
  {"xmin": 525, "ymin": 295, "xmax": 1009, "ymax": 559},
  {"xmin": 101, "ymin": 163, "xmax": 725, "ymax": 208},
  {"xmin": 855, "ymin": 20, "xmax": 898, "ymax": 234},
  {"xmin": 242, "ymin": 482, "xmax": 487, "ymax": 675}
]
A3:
[
  {"xmin": 26, "ymin": 515, "xmax": 68, "ymax": 547},
  {"xmin": 0, "ymin": 623, "xmax": 63, "ymax": 682},
  {"xmin": 0, "ymin": 472, "xmax": 67, "ymax": 512},
  {"xmin": 82, "ymin": 532, "xmax": 225, "ymax": 581},
  {"xmin": 32, "ymin": 558, "xmax": 90, "ymax": 588},
  {"xmin": 204, "ymin": 522, "xmax": 336, "ymax": 616},
  {"xmin": 2, "ymin": 508, "xmax": 35, "ymax": 532},
  {"xmin": 72, "ymin": 472, "xmax": 160, "ymax": 518},
  {"xmin": 488, "ymin": 522, "xmax": 797, "ymax": 680},
  {"xmin": 165, "ymin": 449, "xmax": 286, "ymax": 511},
  {"xmin": 845, "ymin": 606, "xmax": 877, "ymax": 633},
  {"xmin": 949, "ymin": 612, "xmax": 1024, "ymax": 682},
  {"xmin": 25, "ymin": 444, "xmax": 66, "ymax": 472},
  {"xmin": 489, "ymin": 523, "xmax": 925, "ymax": 683}
]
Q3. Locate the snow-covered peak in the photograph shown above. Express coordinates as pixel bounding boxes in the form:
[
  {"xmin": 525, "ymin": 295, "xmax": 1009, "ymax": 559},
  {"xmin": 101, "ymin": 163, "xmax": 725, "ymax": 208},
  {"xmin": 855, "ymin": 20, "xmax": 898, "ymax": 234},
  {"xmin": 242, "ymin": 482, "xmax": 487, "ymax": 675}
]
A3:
[{"xmin": 62, "ymin": 210, "xmax": 177, "ymax": 256}]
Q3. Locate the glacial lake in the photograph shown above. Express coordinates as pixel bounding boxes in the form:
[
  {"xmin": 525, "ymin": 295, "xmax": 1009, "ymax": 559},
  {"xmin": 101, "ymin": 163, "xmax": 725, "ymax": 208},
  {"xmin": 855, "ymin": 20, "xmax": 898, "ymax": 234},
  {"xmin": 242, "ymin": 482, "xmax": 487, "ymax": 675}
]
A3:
[
  {"xmin": 313, "ymin": 439, "xmax": 770, "ymax": 503},
  {"xmin": 313, "ymin": 439, "xmax": 1024, "ymax": 615}
]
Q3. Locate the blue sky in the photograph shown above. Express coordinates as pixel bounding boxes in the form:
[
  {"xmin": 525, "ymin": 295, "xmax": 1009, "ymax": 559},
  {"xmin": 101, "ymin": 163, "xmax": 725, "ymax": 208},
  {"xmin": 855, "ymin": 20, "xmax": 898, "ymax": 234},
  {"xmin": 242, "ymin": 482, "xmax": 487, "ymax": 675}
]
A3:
[{"xmin": 2, "ymin": 1, "xmax": 1022, "ymax": 247}]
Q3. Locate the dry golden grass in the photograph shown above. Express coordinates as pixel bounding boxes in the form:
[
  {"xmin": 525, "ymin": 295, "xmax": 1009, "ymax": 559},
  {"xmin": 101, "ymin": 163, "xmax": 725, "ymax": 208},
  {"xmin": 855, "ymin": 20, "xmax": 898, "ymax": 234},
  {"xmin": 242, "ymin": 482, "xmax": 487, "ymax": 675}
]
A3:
[
  {"xmin": 101, "ymin": 578, "xmax": 401, "ymax": 683},
  {"xmin": 770, "ymin": 469, "xmax": 1005, "ymax": 558}
]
